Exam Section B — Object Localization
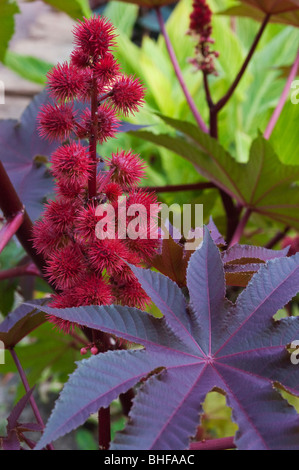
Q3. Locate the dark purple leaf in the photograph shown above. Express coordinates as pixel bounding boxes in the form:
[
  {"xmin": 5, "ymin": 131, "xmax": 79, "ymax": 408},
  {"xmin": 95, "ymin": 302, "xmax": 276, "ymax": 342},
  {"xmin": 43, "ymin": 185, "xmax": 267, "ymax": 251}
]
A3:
[
  {"xmin": 222, "ymin": 244, "xmax": 290, "ymax": 264},
  {"xmin": 207, "ymin": 216, "xmax": 226, "ymax": 246},
  {"xmin": 7, "ymin": 388, "xmax": 35, "ymax": 431},
  {"xmin": 0, "ymin": 299, "xmax": 47, "ymax": 348},
  {"xmin": 32, "ymin": 230, "xmax": 299, "ymax": 450},
  {"xmin": 0, "ymin": 90, "xmax": 58, "ymax": 221},
  {"xmin": 1, "ymin": 431, "xmax": 21, "ymax": 450}
]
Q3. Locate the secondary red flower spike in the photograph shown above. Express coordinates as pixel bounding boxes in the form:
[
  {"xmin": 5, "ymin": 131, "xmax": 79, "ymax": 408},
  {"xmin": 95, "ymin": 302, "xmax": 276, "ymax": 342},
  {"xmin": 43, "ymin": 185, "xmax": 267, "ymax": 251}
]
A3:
[
  {"xmin": 33, "ymin": 15, "xmax": 160, "ymax": 335},
  {"xmin": 188, "ymin": 0, "xmax": 219, "ymax": 75}
]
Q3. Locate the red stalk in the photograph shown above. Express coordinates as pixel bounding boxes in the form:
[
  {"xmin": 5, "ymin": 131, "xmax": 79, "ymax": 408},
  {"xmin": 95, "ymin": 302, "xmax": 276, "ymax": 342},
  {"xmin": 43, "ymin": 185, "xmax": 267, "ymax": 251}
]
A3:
[{"xmin": 0, "ymin": 211, "xmax": 24, "ymax": 254}]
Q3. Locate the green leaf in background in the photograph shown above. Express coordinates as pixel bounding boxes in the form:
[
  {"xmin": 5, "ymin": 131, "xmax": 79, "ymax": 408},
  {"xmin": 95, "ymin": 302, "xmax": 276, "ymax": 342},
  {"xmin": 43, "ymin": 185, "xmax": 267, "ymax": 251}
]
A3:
[
  {"xmin": 4, "ymin": 52, "xmax": 53, "ymax": 85},
  {"xmin": 269, "ymin": 100, "xmax": 299, "ymax": 165},
  {"xmin": 104, "ymin": 1, "xmax": 139, "ymax": 38},
  {"xmin": 75, "ymin": 429, "xmax": 98, "ymax": 451},
  {"xmin": 131, "ymin": 115, "xmax": 299, "ymax": 230},
  {"xmin": 0, "ymin": 0, "xmax": 19, "ymax": 62},
  {"xmin": 25, "ymin": 0, "xmax": 91, "ymax": 20},
  {"xmin": 107, "ymin": 0, "xmax": 178, "ymax": 7},
  {"xmin": 0, "ymin": 321, "xmax": 81, "ymax": 402}
]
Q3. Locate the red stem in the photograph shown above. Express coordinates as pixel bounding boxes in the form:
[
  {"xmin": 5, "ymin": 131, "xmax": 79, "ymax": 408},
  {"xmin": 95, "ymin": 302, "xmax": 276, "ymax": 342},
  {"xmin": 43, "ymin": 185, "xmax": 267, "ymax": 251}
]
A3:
[
  {"xmin": 0, "ymin": 162, "xmax": 52, "ymax": 285},
  {"xmin": 88, "ymin": 73, "xmax": 99, "ymax": 200},
  {"xmin": 189, "ymin": 436, "xmax": 236, "ymax": 451},
  {"xmin": 0, "ymin": 263, "xmax": 40, "ymax": 281},
  {"xmin": 98, "ymin": 407, "xmax": 111, "ymax": 450},
  {"xmin": 0, "ymin": 211, "xmax": 24, "ymax": 254},
  {"xmin": 265, "ymin": 226, "xmax": 290, "ymax": 250},
  {"xmin": 10, "ymin": 348, "xmax": 54, "ymax": 451},
  {"xmin": 264, "ymin": 48, "xmax": 299, "ymax": 139},
  {"xmin": 155, "ymin": 7, "xmax": 208, "ymax": 134},
  {"xmin": 214, "ymin": 14, "xmax": 271, "ymax": 112},
  {"xmin": 228, "ymin": 208, "xmax": 252, "ymax": 248},
  {"xmin": 144, "ymin": 181, "xmax": 216, "ymax": 193}
]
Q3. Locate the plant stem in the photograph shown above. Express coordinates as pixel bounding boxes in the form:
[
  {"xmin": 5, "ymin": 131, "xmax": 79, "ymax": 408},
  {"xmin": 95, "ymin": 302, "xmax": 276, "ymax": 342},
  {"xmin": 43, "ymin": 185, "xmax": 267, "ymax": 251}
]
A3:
[
  {"xmin": 144, "ymin": 181, "xmax": 216, "ymax": 193},
  {"xmin": 189, "ymin": 436, "xmax": 236, "ymax": 450},
  {"xmin": 0, "ymin": 161, "xmax": 49, "ymax": 281},
  {"xmin": 0, "ymin": 263, "xmax": 40, "ymax": 281},
  {"xmin": 214, "ymin": 14, "xmax": 271, "ymax": 112},
  {"xmin": 265, "ymin": 226, "xmax": 290, "ymax": 249},
  {"xmin": 98, "ymin": 407, "xmax": 111, "ymax": 450},
  {"xmin": 0, "ymin": 211, "xmax": 24, "ymax": 254},
  {"xmin": 88, "ymin": 73, "xmax": 99, "ymax": 200},
  {"xmin": 264, "ymin": 48, "xmax": 299, "ymax": 139},
  {"xmin": 10, "ymin": 348, "xmax": 54, "ymax": 450},
  {"xmin": 119, "ymin": 389, "xmax": 135, "ymax": 417},
  {"xmin": 228, "ymin": 208, "xmax": 252, "ymax": 248},
  {"xmin": 155, "ymin": 7, "xmax": 208, "ymax": 134}
]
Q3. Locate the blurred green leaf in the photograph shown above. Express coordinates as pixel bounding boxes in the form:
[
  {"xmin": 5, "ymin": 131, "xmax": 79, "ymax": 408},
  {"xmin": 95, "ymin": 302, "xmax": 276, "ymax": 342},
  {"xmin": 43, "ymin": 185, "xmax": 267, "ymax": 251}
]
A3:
[
  {"xmin": 75, "ymin": 429, "xmax": 98, "ymax": 450},
  {"xmin": 0, "ymin": 0, "xmax": 19, "ymax": 62},
  {"xmin": 26, "ymin": 0, "xmax": 91, "ymax": 20},
  {"xmin": 132, "ymin": 116, "xmax": 299, "ymax": 229},
  {"xmin": 104, "ymin": 1, "xmax": 139, "ymax": 37},
  {"xmin": 269, "ymin": 100, "xmax": 299, "ymax": 165},
  {"xmin": 4, "ymin": 52, "xmax": 53, "ymax": 85}
]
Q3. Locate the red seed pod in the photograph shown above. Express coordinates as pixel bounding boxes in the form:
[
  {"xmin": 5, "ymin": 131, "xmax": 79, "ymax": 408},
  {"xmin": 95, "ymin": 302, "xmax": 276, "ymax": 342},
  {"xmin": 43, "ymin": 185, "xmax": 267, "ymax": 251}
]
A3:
[
  {"xmin": 72, "ymin": 15, "xmax": 116, "ymax": 59},
  {"xmin": 94, "ymin": 53, "xmax": 120, "ymax": 85},
  {"xmin": 38, "ymin": 102, "xmax": 77, "ymax": 142},
  {"xmin": 80, "ymin": 347, "xmax": 88, "ymax": 355},
  {"xmin": 76, "ymin": 103, "xmax": 120, "ymax": 143},
  {"xmin": 106, "ymin": 150, "xmax": 146, "ymax": 189},
  {"xmin": 110, "ymin": 75, "xmax": 145, "ymax": 116},
  {"xmin": 47, "ymin": 62, "xmax": 88, "ymax": 102},
  {"xmin": 51, "ymin": 141, "xmax": 92, "ymax": 187}
]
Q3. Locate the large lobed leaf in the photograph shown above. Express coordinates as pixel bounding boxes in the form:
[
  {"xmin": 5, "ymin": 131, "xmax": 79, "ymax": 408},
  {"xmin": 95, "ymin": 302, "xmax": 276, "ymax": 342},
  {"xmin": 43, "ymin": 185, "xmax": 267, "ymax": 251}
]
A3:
[
  {"xmin": 31, "ymin": 228, "xmax": 299, "ymax": 450},
  {"xmin": 219, "ymin": 0, "xmax": 299, "ymax": 27},
  {"xmin": 0, "ymin": 90, "xmax": 58, "ymax": 221},
  {"xmin": 0, "ymin": 299, "xmax": 47, "ymax": 348}
]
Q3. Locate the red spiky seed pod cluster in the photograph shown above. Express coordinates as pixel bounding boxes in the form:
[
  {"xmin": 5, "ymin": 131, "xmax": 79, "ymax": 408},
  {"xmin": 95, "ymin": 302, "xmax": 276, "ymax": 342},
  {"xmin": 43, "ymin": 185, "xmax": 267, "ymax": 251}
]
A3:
[
  {"xmin": 33, "ymin": 16, "xmax": 160, "ymax": 334},
  {"xmin": 188, "ymin": 0, "xmax": 219, "ymax": 76}
]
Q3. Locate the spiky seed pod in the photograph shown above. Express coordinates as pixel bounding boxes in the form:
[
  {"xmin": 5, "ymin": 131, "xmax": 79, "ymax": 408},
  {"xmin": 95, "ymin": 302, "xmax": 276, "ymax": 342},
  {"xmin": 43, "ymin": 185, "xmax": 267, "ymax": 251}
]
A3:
[
  {"xmin": 38, "ymin": 102, "xmax": 76, "ymax": 142},
  {"xmin": 110, "ymin": 75, "xmax": 145, "ymax": 116}
]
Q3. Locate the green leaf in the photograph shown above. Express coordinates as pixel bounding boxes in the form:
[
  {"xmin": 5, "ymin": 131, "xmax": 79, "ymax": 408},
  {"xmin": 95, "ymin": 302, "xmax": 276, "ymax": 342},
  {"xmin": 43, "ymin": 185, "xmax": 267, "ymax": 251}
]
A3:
[
  {"xmin": 75, "ymin": 429, "xmax": 98, "ymax": 451},
  {"xmin": 35, "ymin": 0, "xmax": 91, "ymax": 20},
  {"xmin": 131, "ymin": 116, "xmax": 299, "ymax": 230},
  {"xmin": 104, "ymin": 1, "xmax": 139, "ymax": 37},
  {"xmin": 4, "ymin": 52, "xmax": 53, "ymax": 85},
  {"xmin": 130, "ymin": 115, "xmax": 247, "ymax": 203},
  {"xmin": 0, "ymin": 0, "xmax": 19, "ymax": 62},
  {"xmin": 269, "ymin": 100, "xmax": 299, "ymax": 165}
]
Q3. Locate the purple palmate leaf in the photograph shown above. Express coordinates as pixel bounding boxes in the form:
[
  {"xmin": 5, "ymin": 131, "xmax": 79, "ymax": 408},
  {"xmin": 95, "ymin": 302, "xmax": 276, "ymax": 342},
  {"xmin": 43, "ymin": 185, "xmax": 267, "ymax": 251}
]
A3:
[
  {"xmin": 222, "ymin": 243, "xmax": 290, "ymax": 264},
  {"xmin": 0, "ymin": 90, "xmax": 58, "ymax": 221},
  {"xmin": 32, "ymin": 229, "xmax": 299, "ymax": 450}
]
